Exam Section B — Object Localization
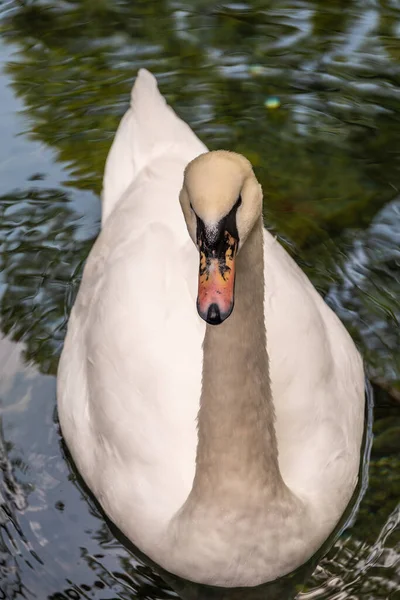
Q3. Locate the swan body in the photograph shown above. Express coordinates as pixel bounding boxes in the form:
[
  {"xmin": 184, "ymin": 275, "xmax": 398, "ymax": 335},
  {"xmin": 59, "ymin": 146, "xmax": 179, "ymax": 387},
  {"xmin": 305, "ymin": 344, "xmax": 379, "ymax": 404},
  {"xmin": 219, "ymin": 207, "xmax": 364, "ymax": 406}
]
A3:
[{"xmin": 57, "ymin": 69, "xmax": 365, "ymax": 587}]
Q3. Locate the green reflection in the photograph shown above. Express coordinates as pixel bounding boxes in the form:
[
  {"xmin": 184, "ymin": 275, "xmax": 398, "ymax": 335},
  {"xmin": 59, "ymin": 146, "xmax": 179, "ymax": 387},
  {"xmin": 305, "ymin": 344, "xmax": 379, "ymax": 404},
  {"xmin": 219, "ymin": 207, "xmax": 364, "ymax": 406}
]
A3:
[{"xmin": 0, "ymin": 186, "xmax": 93, "ymax": 375}]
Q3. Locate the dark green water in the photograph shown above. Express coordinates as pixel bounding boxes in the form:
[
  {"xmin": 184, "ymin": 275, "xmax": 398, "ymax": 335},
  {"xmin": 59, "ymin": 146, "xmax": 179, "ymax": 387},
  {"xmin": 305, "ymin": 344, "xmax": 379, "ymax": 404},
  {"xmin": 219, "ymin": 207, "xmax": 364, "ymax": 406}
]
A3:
[{"xmin": 0, "ymin": 1, "xmax": 399, "ymax": 598}]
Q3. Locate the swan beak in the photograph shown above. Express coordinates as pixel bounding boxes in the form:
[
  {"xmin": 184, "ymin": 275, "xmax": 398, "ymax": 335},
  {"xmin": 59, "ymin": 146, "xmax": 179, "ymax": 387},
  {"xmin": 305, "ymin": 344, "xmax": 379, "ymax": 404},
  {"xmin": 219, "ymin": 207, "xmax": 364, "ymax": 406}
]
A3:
[{"xmin": 197, "ymin": 231, "xmax": 238, "ymax": 325}]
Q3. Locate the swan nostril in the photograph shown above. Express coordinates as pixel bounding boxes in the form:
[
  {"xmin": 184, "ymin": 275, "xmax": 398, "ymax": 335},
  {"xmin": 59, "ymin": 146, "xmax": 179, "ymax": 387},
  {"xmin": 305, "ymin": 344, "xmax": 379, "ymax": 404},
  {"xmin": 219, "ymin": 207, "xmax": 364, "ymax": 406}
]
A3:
[{"xmin": 206, "ymin": 303, "xmax": 222, "ymax": 325}]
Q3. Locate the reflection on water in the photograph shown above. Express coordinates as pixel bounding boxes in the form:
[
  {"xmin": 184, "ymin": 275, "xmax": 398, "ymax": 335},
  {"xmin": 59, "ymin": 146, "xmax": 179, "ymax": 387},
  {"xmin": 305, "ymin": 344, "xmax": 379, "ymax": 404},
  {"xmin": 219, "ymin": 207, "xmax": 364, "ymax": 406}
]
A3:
[{"xmin": 0, "ymin": 0, "xmax": 399, "ymax": 598}]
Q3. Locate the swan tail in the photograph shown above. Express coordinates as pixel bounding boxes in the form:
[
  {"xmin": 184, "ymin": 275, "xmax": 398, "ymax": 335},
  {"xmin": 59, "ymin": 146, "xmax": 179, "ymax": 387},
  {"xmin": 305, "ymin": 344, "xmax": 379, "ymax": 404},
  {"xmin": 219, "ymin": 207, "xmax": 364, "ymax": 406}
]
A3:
[{"xmin": 101, "ymin": 69, "xmax": 206, "ymax": 226}]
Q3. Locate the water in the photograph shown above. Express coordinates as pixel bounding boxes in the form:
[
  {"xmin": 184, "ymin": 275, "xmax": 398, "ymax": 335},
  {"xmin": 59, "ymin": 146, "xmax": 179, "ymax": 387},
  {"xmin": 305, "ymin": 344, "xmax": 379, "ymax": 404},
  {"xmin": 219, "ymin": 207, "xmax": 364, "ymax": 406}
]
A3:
[{"xmin": 0, "ymin": 1, "xmax": 399, "ymax": 598}]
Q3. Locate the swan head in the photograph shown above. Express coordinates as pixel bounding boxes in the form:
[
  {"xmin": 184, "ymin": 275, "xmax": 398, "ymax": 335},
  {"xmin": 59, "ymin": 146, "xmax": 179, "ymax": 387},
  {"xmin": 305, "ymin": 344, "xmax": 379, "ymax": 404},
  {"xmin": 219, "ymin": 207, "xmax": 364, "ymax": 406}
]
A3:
[{"xmin": 180, "ymin": 151, "xmax": 263, "ymax": 325}]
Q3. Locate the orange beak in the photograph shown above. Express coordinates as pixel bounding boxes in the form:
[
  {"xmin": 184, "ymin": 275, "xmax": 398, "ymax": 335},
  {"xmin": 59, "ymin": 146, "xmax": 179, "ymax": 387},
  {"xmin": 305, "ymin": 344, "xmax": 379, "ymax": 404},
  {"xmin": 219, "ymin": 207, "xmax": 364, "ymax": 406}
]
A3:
[{"xmin": 197, "ymin": 231, "xmax": 238, "ymax": 325}]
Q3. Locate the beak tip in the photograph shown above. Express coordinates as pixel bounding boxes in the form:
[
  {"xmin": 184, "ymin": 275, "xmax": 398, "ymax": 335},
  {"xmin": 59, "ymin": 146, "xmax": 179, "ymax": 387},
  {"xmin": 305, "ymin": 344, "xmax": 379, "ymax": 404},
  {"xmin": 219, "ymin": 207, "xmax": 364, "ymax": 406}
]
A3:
[
  {"xmin": 206, "ymin": 303, "xmax": 222, "ymax": 325},
  {"xmin": 197, "ymin": 301, "xmax": 233, "ymax": 325}
]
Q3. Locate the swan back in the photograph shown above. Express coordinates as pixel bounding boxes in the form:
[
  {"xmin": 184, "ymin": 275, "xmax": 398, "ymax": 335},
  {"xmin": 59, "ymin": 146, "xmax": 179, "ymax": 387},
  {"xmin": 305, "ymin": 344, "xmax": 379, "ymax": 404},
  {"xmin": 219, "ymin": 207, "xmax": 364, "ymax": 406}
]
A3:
[
  {"xmin": 102, "ymin": 69, "xmax": 207, "ymax": 225},
  {"xmin": 58, "ymin": 70, "xmax": 208, "ymax": 551}
]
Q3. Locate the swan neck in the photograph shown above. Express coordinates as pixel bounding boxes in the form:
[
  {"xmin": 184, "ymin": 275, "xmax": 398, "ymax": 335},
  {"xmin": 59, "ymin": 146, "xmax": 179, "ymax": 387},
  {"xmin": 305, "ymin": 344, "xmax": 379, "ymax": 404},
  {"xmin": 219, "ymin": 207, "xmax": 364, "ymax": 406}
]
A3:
[{"xmin": 192, "ymin": 217, "xmax": 283, "ymax": 498}]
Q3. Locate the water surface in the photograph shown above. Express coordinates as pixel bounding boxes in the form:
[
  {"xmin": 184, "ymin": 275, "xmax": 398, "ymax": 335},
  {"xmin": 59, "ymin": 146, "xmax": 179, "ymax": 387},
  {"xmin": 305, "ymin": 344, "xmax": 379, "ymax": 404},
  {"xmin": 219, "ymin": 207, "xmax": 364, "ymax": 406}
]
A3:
[{"xmin": 0, "ymin": 1, "xmax": 399, "ymax": 598}]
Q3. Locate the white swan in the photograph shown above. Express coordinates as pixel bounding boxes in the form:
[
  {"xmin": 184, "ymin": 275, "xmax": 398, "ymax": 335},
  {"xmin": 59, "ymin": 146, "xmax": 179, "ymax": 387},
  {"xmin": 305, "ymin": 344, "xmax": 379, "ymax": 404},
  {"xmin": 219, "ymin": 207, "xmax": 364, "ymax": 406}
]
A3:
[{"xmin": 57, "ymin": 69, "xmax": 365, "ymax": 588}]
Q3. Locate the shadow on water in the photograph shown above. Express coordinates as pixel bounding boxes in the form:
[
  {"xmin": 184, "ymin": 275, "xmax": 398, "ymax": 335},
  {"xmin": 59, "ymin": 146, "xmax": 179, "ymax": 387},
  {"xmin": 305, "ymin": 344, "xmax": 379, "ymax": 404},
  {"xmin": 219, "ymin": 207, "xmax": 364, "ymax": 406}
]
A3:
[{"xmin": 0, "ymin": 0, "xmax": 399, "ymax": 598}]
